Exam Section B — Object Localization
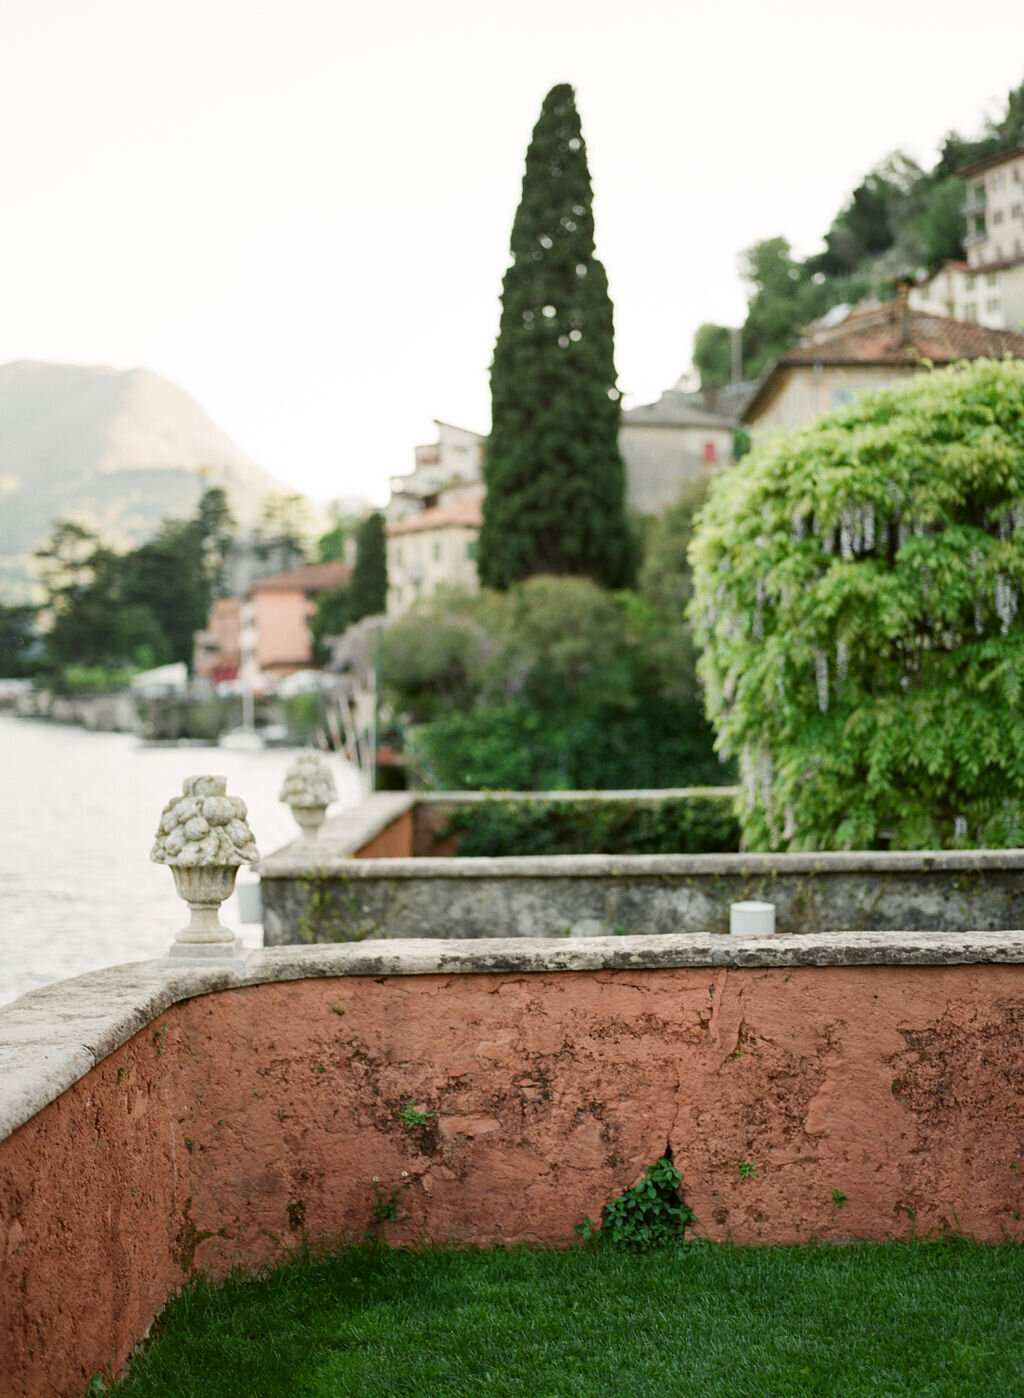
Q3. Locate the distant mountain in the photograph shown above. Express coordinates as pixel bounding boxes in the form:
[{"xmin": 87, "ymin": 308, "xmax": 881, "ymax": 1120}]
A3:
[{"xmin": 0, "ymin": 360, "xmax": 302, "ymax": 601}]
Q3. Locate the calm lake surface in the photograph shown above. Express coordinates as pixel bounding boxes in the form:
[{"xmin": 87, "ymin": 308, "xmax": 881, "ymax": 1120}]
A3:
[{"xmin": 0, "ymin": 716, "xmax": 363, "ymax": 1006}]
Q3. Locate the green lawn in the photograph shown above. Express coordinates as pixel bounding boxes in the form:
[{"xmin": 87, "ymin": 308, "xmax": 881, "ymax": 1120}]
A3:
[{"xmin": 107, "ymin": 1241, "xmax": 1024, "ymax": 1397}]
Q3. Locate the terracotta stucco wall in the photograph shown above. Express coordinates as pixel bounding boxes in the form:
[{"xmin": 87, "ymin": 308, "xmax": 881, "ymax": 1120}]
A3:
[
  {"xmin": 4, "ymin": 963, "xmax": 1024, "ymax": 1395},
  {"xmin": 351, "ymin": 809, "xmax": 414, "ymax": 858},
  {"xmin": 253, "ymin": 589, "xmax": 312, "ymax": 672}
]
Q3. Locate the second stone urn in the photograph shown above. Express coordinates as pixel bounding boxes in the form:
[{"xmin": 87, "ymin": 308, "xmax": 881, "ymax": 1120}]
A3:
[
  {"xmin": 151, "ymin": 775, "xmax": 260, "ymax": 957},
  {"xmin": 280, "ymin": 751, "xmax": 338, "ymax": 841}
]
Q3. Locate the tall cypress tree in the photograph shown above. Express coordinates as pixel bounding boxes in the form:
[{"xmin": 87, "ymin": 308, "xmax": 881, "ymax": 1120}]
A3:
[
  {"xmin": 349, "ymin": 511, "xmax": 387, "ymax": 620},
  {"xmin": 478, "ymin": 84, "xmax": 633, "ymax": 590}
]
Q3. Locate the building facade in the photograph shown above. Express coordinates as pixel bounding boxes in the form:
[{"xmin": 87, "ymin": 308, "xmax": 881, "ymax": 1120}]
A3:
[
  {"xmin": 237, "ymin": 561, "xmax": 351, "ymax": 689},
  {"xmin": 911, "ymin": 147, "xmax": 1024, "ymax": 332},
  {"xmin": 744, "ymin": 291, "xmax": 1024, "ymax": 431},
  {"xmin": 192, "ymin": 597, "xmax": 241, "ymax": 683},
  {"xmin": 960, "ymin": 144, "xmax": 1024, "ymax": 270},
  {"xmin": 385, "ymin": 494, "xmax": 483, "ymax": 616},
  {"xmin": 619, "ymin": 390, "xmax": 738, "ymax": 514},
  {"xmin": 386, "ymin": 421, "xmax": 485, "ymax": 522}
]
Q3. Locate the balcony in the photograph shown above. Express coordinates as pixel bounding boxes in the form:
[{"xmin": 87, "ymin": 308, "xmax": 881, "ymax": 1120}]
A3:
[{"xmin": 962, "ymin": 194, "xmax": 987, "ymax": 216}]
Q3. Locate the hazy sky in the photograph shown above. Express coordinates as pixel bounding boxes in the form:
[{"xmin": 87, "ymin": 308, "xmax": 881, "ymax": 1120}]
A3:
[{"xmin": 3, "ymin": 1, "xmax": 1024, "ymax": 508}]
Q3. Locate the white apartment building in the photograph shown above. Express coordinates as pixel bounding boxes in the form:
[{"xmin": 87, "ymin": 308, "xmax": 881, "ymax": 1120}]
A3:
[
  {"xmin": 386, "ymin": 421, "xmax": 484, "ymax": 522},
  {"xmin": 909, "ymin": 259, "xmax": 1009, "ymax": 327},
  {"xmin": 961, "ymin": 144, "xmax": 1024, "ymax": 269},
  {"xmin": 912, "ymin": 146, "xmax": 1024, "ymax": 331}
]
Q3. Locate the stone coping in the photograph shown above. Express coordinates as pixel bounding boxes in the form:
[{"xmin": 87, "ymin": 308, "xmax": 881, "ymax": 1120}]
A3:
[
  {"xmin": 2, "ymin": 930, "xmax": 1023, "ymax": 1144},
  {"xmin": 259, "ymin": 843, "xmax": 1024, "ymax": 879}
]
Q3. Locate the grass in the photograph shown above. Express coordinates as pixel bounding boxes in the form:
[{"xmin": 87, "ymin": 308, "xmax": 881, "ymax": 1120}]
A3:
[{"xmin": 107, "ymin": 1240, "xmax": 1024, "ymax": 1397}]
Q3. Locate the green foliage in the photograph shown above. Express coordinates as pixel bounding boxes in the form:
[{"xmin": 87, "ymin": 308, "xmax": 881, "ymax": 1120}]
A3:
[
  {"xmin": 440, "ymin": 793, "xmax": 739, "ymax": 857},
  {"xmin": 413, "ymin": 704, "xmax": 691, "ymax": 791},
  {"xmin": 309, "ymin": 585, "xmax": 350, "ymax": 664},
  {"xmin": 370, "ymin": 1176, "xmax": 408, "ymax": 1224},
  {"xmin": 348, "ymin": 512, "xmax": 387, "ymax": 621},
  {"xmin": 317, "ymin": 514, "xmax": 357, "ymax": 563},
  {"xmin": 0, "ymin": 601, "xmax": 40, "ymax": 676},
  {"xmin": 920, "ymin": 176, "xmax": 968, "ymax": 266},
  {"xmin": 738, "ymin": 237, "xmax": 869, "ymax": 380},
  {"xmin": 56, "ymin": 663, "xmax": 138, "ymax": 695},
  {"xmin": 479, "ymin": 83, "xmax": 633, "ymax": 591},
  {"xmin": 693, "ymin": 323, "xmax": 734, "ymax": 392},
  {"xmin": 690, "ymin": 359, "xmax": 1024, "ymax": 851},
  {"xmin": 252, "ymin": 493, "xmax": 310, "ymax": 569},
  {"xmin": 579, "ymin": 1157, "xmax": 695, "ymax": 1251},
  {"xmin": 312, "ymin": 511, "xmax": 386, "ymax": 655},
  {"xmin": 818, "ymin": 152, "xmax": 927, "ymax": 273},
  {"xmin": 382, "ymin": 590, "xmax": 489, "ymax": 723},
  {"xmin": 398, "ymin": 1102, "xmax": 435, "ymax": 1128},
  {"xmin": 385, "ymin": 573, "xmax": 725, "ymax": 791},
  {"xmin": 34, "ymin": 489, "xmax": 236, "ymax": 676},
  {"xmin": 278, "ymin": 692, "xmax": 321, "ymax": 743}
]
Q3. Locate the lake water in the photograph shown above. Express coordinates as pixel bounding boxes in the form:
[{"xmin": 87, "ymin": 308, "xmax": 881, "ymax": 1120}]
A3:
[{"xmin": 0, "ymin": 716, "xmax": 364, "ymax": 1006}]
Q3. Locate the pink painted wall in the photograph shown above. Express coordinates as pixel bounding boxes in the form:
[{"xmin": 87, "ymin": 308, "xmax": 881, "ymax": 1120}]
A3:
[
  {"xmin": 4, "ymin": 963, "xmax": 1024, "ymax": 1395},
  {"xmin": 253, "ymin": 588, "xmax": 313, "ymax": 674},
  {"xmin": 353, "ymin": 810, "xmax": 414, "ymax": 859}
]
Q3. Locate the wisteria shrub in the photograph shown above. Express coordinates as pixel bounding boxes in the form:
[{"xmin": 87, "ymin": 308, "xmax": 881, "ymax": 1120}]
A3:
[{"xmin": 689, "ymin": 358, "xmax": 1024, "ymax": 851}]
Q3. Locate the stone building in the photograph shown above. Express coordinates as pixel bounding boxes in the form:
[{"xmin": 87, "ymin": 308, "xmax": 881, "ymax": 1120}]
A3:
[{"xmin": 619, "ymin": 389, "xmax": 738, "ymax": 514}]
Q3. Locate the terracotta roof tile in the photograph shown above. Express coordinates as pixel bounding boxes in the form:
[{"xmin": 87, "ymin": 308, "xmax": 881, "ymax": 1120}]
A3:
[
  {"xmin": 249, "ymin": 561, "xmax": 352, "ymax": 594},
  {"xmin": 386, "ymin": 496, "xmax": 483, "ymax": 536},
  {"xmin": 781, "ymin": 303, "xmax": 1024, "ymax": 367}
]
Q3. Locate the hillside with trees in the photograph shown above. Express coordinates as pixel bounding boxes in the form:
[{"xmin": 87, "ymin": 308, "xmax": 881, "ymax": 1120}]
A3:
[{"xmin": 694, "ymin": 76, "xmax": 1024, "ymax": 389}]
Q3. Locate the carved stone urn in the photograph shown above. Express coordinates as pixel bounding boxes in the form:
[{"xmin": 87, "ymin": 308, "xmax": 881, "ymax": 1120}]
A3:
[
  {"xmin": 280, "ymin": 752, "xmax": 338, "ymax": 841},
  {"xmin": 151, "ymin": 775, "xmax": 260, "ymax": 958}
]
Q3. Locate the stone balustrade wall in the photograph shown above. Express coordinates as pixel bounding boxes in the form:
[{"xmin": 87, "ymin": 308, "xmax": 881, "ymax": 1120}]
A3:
[
  {"xmin": 259, "ymin": 791, "xmax": 1024, "ymax": 941},
  {"xmin": 2, "ymin": 933, "xmax": 1024, "ymax": 1396}
]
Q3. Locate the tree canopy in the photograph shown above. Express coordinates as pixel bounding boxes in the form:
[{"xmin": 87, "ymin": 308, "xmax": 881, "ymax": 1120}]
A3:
[
  {"xmin": 382, "ymin": 552, "xmax": 725, "ymax": 793},
  {"xmin": 689, "ymin": 359, "xmax": 1024, "ymax": 851},
  {"xmin": 478, "ymin": 83, "xmax": 633, "ymax": 590},
  {"xmin": 348, "ymin": 512, "xmax": 387, "ymax": 621},
  {"xmin": 34, "ymin": 488, "xmax": 235, "ymax": 677}
]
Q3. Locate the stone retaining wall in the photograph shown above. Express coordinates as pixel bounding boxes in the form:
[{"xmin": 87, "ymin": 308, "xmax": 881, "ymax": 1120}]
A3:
[
  {"xmin": 260, "ymin": 794, "xmax": 1024, "ymax": 942},
  {"xmin": 2, "ymin": 933, "xmax": 1024, "ymax": 1395}
]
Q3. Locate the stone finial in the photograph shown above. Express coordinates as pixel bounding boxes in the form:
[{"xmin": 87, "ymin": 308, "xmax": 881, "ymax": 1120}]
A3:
[
  {"xmin": 151, "ymin": 775, "xmax": 259, "ymax": 958},
  {"xmin": 279, "ymin": 752, "xmax": 338, "ymax": 840},
  {"xmin": 152, "ymin": 774, "xmax": 259, "ymax": 868}
]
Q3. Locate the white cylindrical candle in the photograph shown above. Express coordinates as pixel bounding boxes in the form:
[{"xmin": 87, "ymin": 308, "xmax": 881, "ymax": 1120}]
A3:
[{"xmin": 729, "ymin": 900, "xmax": 776, "ymax": 937}]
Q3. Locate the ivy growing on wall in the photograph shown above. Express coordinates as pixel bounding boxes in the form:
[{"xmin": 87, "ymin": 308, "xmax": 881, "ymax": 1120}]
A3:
[{"xmin": 689, "ymin": 359, "xmax": 1024, "ymax": 851}]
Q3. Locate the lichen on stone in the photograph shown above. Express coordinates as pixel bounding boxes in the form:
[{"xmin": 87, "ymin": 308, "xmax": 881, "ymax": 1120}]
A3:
[
  {"xmin": 279, "ymin": 752, "xmax": 338, "ymax": 810},
  {"xmin": 151, "ymin": 775, "xmax": 260, "ymax": 868}
]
